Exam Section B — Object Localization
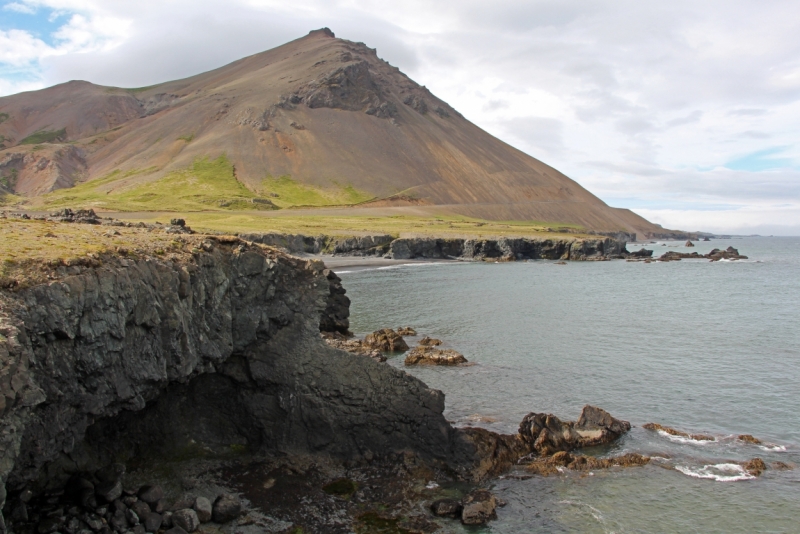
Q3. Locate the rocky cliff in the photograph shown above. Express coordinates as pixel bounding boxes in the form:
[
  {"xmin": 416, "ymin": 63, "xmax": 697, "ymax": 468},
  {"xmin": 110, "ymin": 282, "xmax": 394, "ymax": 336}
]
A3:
[
  {"xmin": 240, "ymin": 232, "xmax": 632, "ymax": 260},
  {"xmin": 0, "ymin": 237, "xmax": 455, "ymax": 528}
]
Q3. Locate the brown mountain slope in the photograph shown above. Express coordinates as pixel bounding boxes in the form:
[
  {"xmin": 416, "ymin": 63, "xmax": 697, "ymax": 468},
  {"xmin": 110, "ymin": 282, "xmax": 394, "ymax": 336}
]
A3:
[{"xmin": 0, "ymin": 28, "xmax": 670, "ymax": 237}]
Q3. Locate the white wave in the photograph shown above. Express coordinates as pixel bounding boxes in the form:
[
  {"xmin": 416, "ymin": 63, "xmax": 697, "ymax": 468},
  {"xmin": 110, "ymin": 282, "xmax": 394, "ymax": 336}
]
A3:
[
  {"xmin": 675, "ymin": 463, "xmax": 755, "ymax": 482},
  {"xmin": 759, "ymin": 444, "xmax": 787, "ymax": 452},
  {"xmin": 658, "ymin": 430, "xmax": 716, "ymax": 445},
  {"xmin": 334, "ymin": 270, "xmax": 353, "ymax": 274}
]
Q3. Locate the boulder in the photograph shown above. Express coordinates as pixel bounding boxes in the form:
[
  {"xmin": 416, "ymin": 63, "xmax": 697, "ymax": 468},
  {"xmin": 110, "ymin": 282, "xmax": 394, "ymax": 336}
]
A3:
[
  {"xmin": 144, "ymin": 512, "xmax": 163, "ymax": 533},
  {"xmin": 192, "ymin": 496, "xmax": 212, "ymax": 523},
  {"xmin": 460, "ymin": 489, "xmax": 497, "ymax": 525},
  {"xmin": 418, "ymin": 336, "xmax": 442, "ymax": 346},
  {"xmin": 137, "ymin": 486, "xmax": 164, "ymax": 504},
  {"xmin": 212, "ymin": 494, "xmax": 242, "ymax": 523},
  {"xmin": 685, "ymin": 240, "xmax": 694, "ymax": 247},
  {"xmin": 95, "ymin": 479, "xmax": 123, "ymax": 503},
  {"xmin": 363, "ymin": 328, "xmax": 409, "ymax": 352},
  {"xmin": 430, "ymin": 498, "xmax": 462, "ymax": 518},
  {"xmin": 396, "ymin": 326, "xmax": 416, "ymax": 336},
  {"xmin": 405, "ymin": 346, "xmax": 467, "ymax": 366},
  {"xmin": 171, "ymin": 509, "xmax": 200, "ymax": 533},
  {"xmin": 130, "ymin": 501, "xmax": 151, "ymax": 521}
]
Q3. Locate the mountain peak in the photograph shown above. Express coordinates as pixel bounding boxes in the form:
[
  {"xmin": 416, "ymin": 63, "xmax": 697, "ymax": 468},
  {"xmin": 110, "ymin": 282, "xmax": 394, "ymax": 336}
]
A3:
[{"xmin": 308, "ymin": 28, "xmax": 335, "ymax": 39}]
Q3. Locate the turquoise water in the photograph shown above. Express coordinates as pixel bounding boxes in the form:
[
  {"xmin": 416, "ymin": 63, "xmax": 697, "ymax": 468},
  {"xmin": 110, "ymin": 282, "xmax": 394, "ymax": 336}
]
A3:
[{"xmin": 339, "ymin": 237, "xmax": 800, "ymax": 533}]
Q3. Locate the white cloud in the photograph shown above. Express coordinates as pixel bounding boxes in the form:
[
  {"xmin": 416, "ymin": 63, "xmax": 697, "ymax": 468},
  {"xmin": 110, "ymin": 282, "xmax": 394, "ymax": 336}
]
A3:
[
  {"xmin": 0, "ymin": 0, "xmax": 799, "ymax": 234},
  {"xmin": 3, "ymin": 2, "xmax": 36, "ymax": 13}
]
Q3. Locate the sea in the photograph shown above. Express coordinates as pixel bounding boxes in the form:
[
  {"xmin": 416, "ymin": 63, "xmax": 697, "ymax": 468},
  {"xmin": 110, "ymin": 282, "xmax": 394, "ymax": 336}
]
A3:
[{"xmin": 337, "ymin": 237, "xmax": 800, "ymax": 533}]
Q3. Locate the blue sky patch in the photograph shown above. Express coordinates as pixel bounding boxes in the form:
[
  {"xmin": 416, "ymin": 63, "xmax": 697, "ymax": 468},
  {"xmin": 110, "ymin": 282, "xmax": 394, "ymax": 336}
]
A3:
[
  {"xmin": 725, "ymin": 147, "xmax": 795, "ymax": 172},
  {"xmin": 1, "ymin": 2, "xmax": 65, "ymax": 46}
]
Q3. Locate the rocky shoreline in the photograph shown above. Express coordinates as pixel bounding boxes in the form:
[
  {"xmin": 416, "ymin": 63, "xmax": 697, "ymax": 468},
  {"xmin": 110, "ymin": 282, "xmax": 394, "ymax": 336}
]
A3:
[{"xmin": 0, "ymin": 216, "xmax": 650, "ymax": 533}]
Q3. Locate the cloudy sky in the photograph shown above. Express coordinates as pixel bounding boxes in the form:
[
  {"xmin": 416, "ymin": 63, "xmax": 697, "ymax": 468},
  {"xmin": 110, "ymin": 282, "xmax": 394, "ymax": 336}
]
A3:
[{"xmin": 2, "ymin": 0, "xmax": 799, "ymax": 234}]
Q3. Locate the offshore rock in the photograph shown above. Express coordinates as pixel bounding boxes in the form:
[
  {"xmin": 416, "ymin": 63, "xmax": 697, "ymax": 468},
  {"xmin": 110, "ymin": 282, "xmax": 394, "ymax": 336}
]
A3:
[
  {"xmin": 518, "ymin": 405, "xmax": 631, "ymax": 456},
  {"xmin": 404, "ymin": 346, "xmax": 467, "ymax": 366},
  {"xmin": 685, "ymin": 240, "xmax": 694, "ymax": 247},
  {"xmin": 418, "ymin": 336, "xmax": 442, "ymax": 346},
  {"xmin": 460, "ymin": 489, "xmax": 497, "ymax": 526},
  {"xmin": 364, "ymin": 328, "xmax": 409, "ymax": 352},
  {"xmin": 396, "ymin": 326, "xmax": 416, "ymax": 336}
]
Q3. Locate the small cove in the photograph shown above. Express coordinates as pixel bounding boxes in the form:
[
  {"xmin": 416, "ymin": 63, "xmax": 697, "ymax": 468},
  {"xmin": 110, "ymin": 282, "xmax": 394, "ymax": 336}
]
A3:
[{"xmin": 340, "ymin": 236, "xmax": 800, "ymax": 533}]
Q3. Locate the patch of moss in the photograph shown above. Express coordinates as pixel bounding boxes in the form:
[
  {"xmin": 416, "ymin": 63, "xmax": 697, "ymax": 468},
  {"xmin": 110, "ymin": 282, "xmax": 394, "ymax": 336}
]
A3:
[
  {"xmin": 177, "ymin": 133, "xmax": 195, "ymax": 143},
  {"xmin": 322, "ymin": 478, "xmax": 357, "ymax": 499},
  {"xmin": 0, "ymin": 112, "xmax": 9, "ymax": 124},
  {"xmin": 19, "ymin": 128, "xmax": 67, "ymax": 145}
]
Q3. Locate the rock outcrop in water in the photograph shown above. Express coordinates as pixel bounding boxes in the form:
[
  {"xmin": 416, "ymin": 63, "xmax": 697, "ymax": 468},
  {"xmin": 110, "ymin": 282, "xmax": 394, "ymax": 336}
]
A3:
[
  {"xmin": 659, "ymin": 246, "xmax": 747, "ymax": 262},
  {"xmin": 404, "ymin": 346, "xmax": 468, "ymax": 366},
  {"xmin": 518, "ymin": 405, "xmax": 632, "ymax": 456}
]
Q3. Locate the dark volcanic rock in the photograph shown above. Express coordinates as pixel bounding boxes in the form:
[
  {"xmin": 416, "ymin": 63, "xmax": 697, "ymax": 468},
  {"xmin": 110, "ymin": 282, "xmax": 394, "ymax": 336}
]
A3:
[
  {"xmin": 0, "ymin": 241, "xmax": 454, "ymax": 525},
  {"xmin": 431, "ymin": 498, "xmax": 462, "ymax": 518},
  {"xmin": 171, "ymin": 509, "xmax": 199, "ymax": 532},
  {"xmin": 319, "ymin": 268, "xmax": 351, "ymax": 335},
  {"xmin": 212, "ymin": 494, "xmax": 241, "ymax": 523},
  {"xmin": 460, "ymin": 489, "xmax": 497, "ymax": 525}
]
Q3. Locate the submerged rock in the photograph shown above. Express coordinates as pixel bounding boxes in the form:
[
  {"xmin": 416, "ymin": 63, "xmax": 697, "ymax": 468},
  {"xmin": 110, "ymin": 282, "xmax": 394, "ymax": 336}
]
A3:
[
  {"xmin": 738, "ymin": 434, "xmax": 762, "ymax": 445},
  {"xmin": 526, "ymin": 451, "xmax": 650, "ymax": 476},
  {"xmin": 643, "ymin": 423, "xmax": 714, "ymax": 441},
  {"xmin": 742, "ymin": 458, "xmax": 767, "ymax": 477},
  {"xmin": 405, "ymin": 346, "xmax": 467, "ymax": 366}
]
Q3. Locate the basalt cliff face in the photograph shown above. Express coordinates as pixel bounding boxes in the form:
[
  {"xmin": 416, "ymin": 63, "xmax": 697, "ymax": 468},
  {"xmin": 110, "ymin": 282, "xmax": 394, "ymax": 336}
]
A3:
[
  {"xmin": 0, "ymin": 239, "xmax": 457, "ymax": 528},
  {"xmin": 241, "ymin": 232, "xmax": 632, "ymax": 261}
]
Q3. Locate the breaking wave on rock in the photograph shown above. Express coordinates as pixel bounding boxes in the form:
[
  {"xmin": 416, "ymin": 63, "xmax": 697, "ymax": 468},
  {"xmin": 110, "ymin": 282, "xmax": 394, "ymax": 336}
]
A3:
[{"xmin": 675, "ymin": 463, "xmax": 755, "ymax": 482}]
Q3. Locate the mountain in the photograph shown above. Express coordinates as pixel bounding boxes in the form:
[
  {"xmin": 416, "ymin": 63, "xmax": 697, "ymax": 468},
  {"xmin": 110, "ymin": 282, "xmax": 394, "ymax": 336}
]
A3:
[{"xmin": 0, "ymin": 28, "xmax": 669, "ymax": 238}]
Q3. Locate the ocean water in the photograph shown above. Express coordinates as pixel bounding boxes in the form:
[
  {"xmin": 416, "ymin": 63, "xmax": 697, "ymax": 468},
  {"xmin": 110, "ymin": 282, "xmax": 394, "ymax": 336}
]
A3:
[{"xmin": 338, "ymin": 237, "xmax": 800, "ymax": 533}]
